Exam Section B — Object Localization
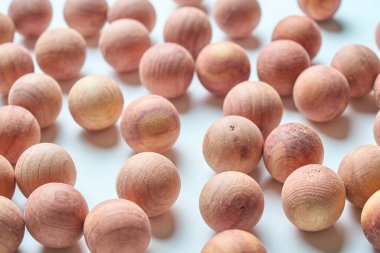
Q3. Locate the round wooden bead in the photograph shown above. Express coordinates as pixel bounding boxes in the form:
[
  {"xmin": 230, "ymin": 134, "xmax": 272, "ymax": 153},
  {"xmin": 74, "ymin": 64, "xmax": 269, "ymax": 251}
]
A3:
[
  {"xmin": 15, "ymin": 143, "xmax": 77, "ymax": 198},
  {"xmin": 374, "ymin": 74, "xmax": 380, "ymax": 109},
  {"xmin": 297, "ymin": 0, "xmax": 341, "ymax": 21},
  {"xmin": 199, "ymin": 171, "xmax": 264, "ymax": 232},
  {"xmin": 0, "ymin": 155, "xmax": 15, "ymax": 199},
  {"xmin": 293, "ymin": 65, "xmax": 350, "ymax": 122},
  {"xmin": 24, "ymin": 183, "xmax": 88, "ymax": 248},
  {"xmin": 175, "ymin": 0, "xmax": 202, "ymax": 6},
  {"xmin": 68, "ymin": 75, "xmax": 124, "ymax": 131},
  {"xmin": 203, "ymin": 116, "xmax": 264, "ymax": 174},
  {"xmin": 0, "ymin": 13, "xmax": 15, "ymax": 44},
  {"xmin": 374, "ymin": 111, "xmax": 380, "ymax": 145},
  {"xmin": 84, "ymin": 199, "xmax": 151, "ymax": 253},
  {"xmin": 257, "ymin": 40, "xmax": 310, "ymax": 96},
  {"xmin": 282, "ymin": 164, "xmax": 346, "ymax": 232},
  {"xmin": 361, "ymin": 190, "xmax": 380, "ymax": 249},
  {"xmin": 8, "ymin": 73, "xmax": 62, "ymax": 129},
  {"xmin": 376, "ymin": 23, "xmax": 380, "ymax": 50}
]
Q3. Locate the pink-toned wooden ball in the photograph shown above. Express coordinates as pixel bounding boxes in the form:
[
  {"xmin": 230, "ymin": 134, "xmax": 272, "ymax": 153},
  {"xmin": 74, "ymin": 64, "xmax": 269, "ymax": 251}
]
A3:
[
  {"xmin": 24, "ymin": 183, "xmax": 88, "ymax": 248},
  {"xmin": 175, "ymin": 0, "xmax": 203, "ymax": 6},
  {"xmin": 293, "ymin": 65, "xmax": 350, "ymax": 122},
  {"xmin": 297, "ymin": 0, "xmax": 341, "ymax": 22},
  {"xmin": 0, "ymin": 13, "xmax": 15, "ymax": 44},
  {"xmin": 120, "ymin": 95, "xmax": 180, "ymax": 153},
  {"xmin": 199, "ymin": 171, "xmax": 264, "ymax": 232},
  {"xmin": 84, "ymin": 199, "xmax": 151, "ymax": 253},
  {"xmin": 0, "ymin": 155, "xmax": 15, "ymax": 199},
  {"xmin": 257, "ymin": 40, "xmax": 310, "ymax": 96},
  {"xmin": 8, "ymin": 73, "xmax": 62, "ymax": 129},
  {"xmin": 35, "ymin": 28, "xmax": 86, "ymax": 81},
  {"xmin": 374, "ymin": 74, "xmax": 380, "ymax": 109},
  {"xmin": 8, "ymin": 0, "xmax": 52, "ymax": 37},
  {"xmin": 139, "ymin": 43, "xmax": 194, "ymax": 99},
  {"xmin": 362, "ymin": 190, "xmax": 380, "ymax": 249},
  {"xmin": 374, "ymin": 111, "xmax": 380, "ymax": 145},
  {"xmin": 196, "ymin": 41, "xmax": 250, "ymax": 96},
  {"xmin": 376, "ymin": 23, "xmax": 380, "ymax": 50}
]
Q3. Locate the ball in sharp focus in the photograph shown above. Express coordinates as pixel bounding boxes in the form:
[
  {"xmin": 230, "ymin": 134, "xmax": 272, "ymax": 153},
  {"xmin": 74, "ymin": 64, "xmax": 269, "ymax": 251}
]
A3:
[
  {"xmin": 0, "ymin": 155, "xmax": 15, "ymax": 199},
  {"xmin": 297, "ymin": 0, "xmax": 341, "ymax": 21},
  {"xmin": 361, "ymin": 190, "xmax": 380, "ymax": 250},
  {"xmin": 0, "ymin": 13, "xmax": 15, "ymax": 44}
]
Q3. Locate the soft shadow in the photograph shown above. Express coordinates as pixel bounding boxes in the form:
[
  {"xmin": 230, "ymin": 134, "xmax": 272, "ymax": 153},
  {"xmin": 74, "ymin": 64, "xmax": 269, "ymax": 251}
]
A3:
[
  {"xmin": 41, "ymin": 123, "xmax": 59, "ymax": 143},
  {"xmin": 229, "ymin": 35, "xmax": 261, "ymax": 50},
  {"xmin": 1, "ymin": 94, "xmax": 8, "ymax": 106},
  {"xmin": 282, "ymin": 96, "xmax": 297, "ymax": 112},
  {"xmin": 162, "ymin": 149, "xmax": 179, "ymax": 167},
  {"xmin": 58, "ymin": 75, "xmax": 83, "ymax": 94},
  {"xmin": 149, "ymin": 209, "xmax": 176, "ymax": 240},
  {"xmin": 350, "ymin": 94, "xmax": 378, "ymax": 114},
  {"xmin": 85, "ymin": 33, "xmax": 100, "ymax": 48},
  {"xmin": 299, "ymin": 225, "xmax": 346, "ymax": 253},
  {"xmin": 373, "ymin": 248, "xmax": 380, "ymax": 253},
  {"xmin": 309, "ymin": 115, "xmax": 350, "ymax": 139},
  {"xmin": 41, "ymin": 243, "xmax": 83, "ymax": 253},
  {"xmin": 21, "ymin": 36, "xmax": 38, "ymax": 49},
  {"xmin": 349, "ymin": 203, "xmax": 362, "ymax": 224},
  {"xmin": 261, "ymin": 177, "xmax": 283, "ymax": 195},
  {"xmin": 203, "ymin": 94, "xmax": 224, "ymax": 109},
  {"xmin": 318, "ymin": 18, "xmax": 344, "ymax": 32},
  {"xmin": 170, "ymin": 93, "xmax": 192, "ymax": 114},
  {"xmin": 80, "ymin": 125, "xmax": 119, "ymax": 148},
  {"xmin": 248, "ymin": 165, "xmax": 263, "ymax": 185},
  {"xmin": 117, "ymin": 70, "xmax": 141, "ymax": 86}
]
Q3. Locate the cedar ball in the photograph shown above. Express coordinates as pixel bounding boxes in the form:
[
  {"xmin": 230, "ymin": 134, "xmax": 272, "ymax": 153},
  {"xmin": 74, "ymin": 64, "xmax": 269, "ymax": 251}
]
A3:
[
  {"xmin": 0, "ymin": 13, "xmax": 15, "ymax": 44},
  {"xmin": 297, "ymin": 0, "xmax": 341, "ymax": 22},
  {"xmin": 361, "ymin": 190, "xmax": 380, "ymax": 249},
  {"xmin": 0, "ymin": 155, "xmax": 15, "ymax": 199}
]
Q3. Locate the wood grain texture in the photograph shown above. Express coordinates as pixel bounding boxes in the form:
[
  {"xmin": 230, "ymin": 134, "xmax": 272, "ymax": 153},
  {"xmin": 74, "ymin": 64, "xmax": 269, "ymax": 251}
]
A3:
[
  {"xmin": 0, "ymin": 155, "xmax": 15, "ymax": 199},
  {"xmin": 361, "ymin": 190, "xmax": 380, "ymax": 249},
  {"xmin": 0, "ymin": 13, "xmax": 14, "ymax": 44},
  {"xmin": 297, "ymin": 0, "xmax": 341, "ymax": 21}
]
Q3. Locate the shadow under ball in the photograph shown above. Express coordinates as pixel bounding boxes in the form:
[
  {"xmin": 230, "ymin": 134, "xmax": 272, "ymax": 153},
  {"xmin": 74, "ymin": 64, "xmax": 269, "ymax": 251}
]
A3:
[
  {"xmin": 374, "ymin": 111, "xmax": 380, "ymax": 145},
  {"xmin": 362, "ymin": 190, "xmax": 380, "ymax": 249},
  {"xmin": 297, "ymin": 0, "xmax": 341, "ymax": 22},
  {"xmin": 175, "ymin": 0, "xmax": 203, "ymax": 6},
  {"xmin": 0, "ymin": 155, "xmax": 15, "ymax": 199},
  {"xmin": 0, "ymin": 14, "xmax": 15, "ymax": 44},
  {"xmin": 84, "ymin": 199, "xmax": 151, "ymax": 253}
]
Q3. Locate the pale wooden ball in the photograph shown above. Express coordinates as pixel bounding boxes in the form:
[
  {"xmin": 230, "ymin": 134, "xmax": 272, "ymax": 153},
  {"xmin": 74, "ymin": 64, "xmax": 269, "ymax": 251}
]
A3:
[
  {"xmin": 175, "ymin": 0, "xmax": 203, "ymax": 6},
  {"xmin": 8, "ymin": 73, "xmax": 62, "ymax": 129},
  {"xmin": 374, "ymin": 74, "xmax": 380, "ymax": 109},
  {"xmin": 298, "ymin": 0, "xmax": 341, "ymax": 22},
  {"xmin": 199, "ymin": 171, "xmax": 264, "ymax": 232},
  {"xmin": 196, "ymin": 41, "xmax": 250, "ymax": 96},
  {"xmin": 120, "ymin": 95, "xmax": 180, "ymax": 153},
  {"xmin": 282, "ymin": 164, "xmax": 346, "ymax": 232},
  {"xmin": 24, "ymin": 183, "xmax": 88, "ymax": 248},
  {"xmin": 362, "ymin": 190, "xmax": 380, "ymax": 249},
  {"xmin": 15, "ymin": 143, "xmax": 77, "ymax": 198},
  {"xmin": 116, "ymin": 152, "xmax": 181, "ymax": 217},
  {"xmin": 264, "ymin": 123, "xmax": 324, "ymax": 183},
  {"xmin": 331, "ymin": 44, "xmax": 380, "ymax": 98},
  {"xmin": 0, "ymin": 13, "xmax": 15, "ymax": 44},
  {"xmin": 35, "ymin": 28, "xmax": 86, "ymax": 81},
  {"xmin": 257, "ymin": 40, "xmax": 311, "ymax": 96},
  {"xmin": 203, "ymin": 116, "xmax": 264, "ymax": 174},
  {"xmin": 139, "ymin": 43, "xmax": 194, "ymax": 99},
  {"xmin": 68, "ymin": 75, "xmax": 124, "ymax": 131},
  {"xmin": 84, "ymin": 199, "xmax": 151, "ymax": 253},
  {"xmin": 374, "ymin": 111, "xmax": 380, "ymax": 145},
  {"xmin": 376, "ymin": 23, "xmax": 380, "ymax": 50},
  {"xmin": 100, "ymin": 19, "xmax": 151, "ymax": 72},
  {"xmin": 0, "ymin": 155, "xmax": 15, "ymax": 199},
  {"xmin": 293, "ymin": 65, "xmax": 350, "ymax": 122}
]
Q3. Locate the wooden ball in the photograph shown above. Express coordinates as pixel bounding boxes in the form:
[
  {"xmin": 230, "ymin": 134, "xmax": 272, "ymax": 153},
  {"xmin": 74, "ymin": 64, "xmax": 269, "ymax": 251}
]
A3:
[
  {"xmin": 35, "ymin": 28, "xmax": 86, "ymax": 81},
  {"xmin": 199, "ymin": 171, "xmax": 264, "ymax": 232},
  {"xmin": 24, "ymin": 183, "xmax": 88, "ymax": 248},
  {"xmin": 223, "ymin": 81, "xmax": 283, "ymax": 138},
  {"xmin": 282, "ymin": 164, "xmax": 346, "ymax": 232},
  {"xmin": 331, "ymin": 44, "xmax": 380, "ymax": 98},
  {"xmin": 203, "ymin": 116, "xmax": 264, "ymax": 174},
  {"xmin": 100, "ymin": 19, "xmax": 151, "ymax": 73},
  {"xmin": 0, "ymin": 13, "xmax": 15, "ymax": 44},
  {"xmin": 374, "ymin": 74, "xmax": 380, "ymax": 109},
  {"xmin": 120, "ymin": 95, "xmax": 180, "ymax": 153},
  {"xmin": 175, "ymin": 0, "xmax": 203, "ymax": 6},
  {"xmin": 376, "ymin": 22, "xmax": 380, "ymax": 50},
  {"xmin": 196, "ymin": 41, "xmax": 250, "ymax": 96},
  {"xmin": 374, "ymin": 111, "xmax": 380, "ymax": 145},
  {"xmin": 293, "ymin": 65, "xmax": 350, "ymax": 122},
  {"xmin": 64, "ymin": 0, "xmax": 108, "ymax": 38},
  {"xmin": 0, "ymin": 43, "xmax": 34, "ymax": 95},
  {"xmin": 0, "ymin": 105, "xmax": 40, "ymax": 165},
  {"xmin": 0, "ymin": 196, "xmax": 25, "ymax": 253},
  {"xmin": 297, "ymin": 0, "xmax": 341, "ymax": 22},
  {"xmin": 15, "ymin": 143, "xmax": 77, "ymax": 198},
  {"xmin": 164, "ymin": 6, "xmax": 211, "ymax": 59},
  {"xmin": 84, "ymin": 199, "xmax": 151, "ymax": 253},
  {"xmin": 264, "ymin": 123, "xmax": 324, "ymax": 183},
  {"xmin": 116, "ymin": 152, "xmax": 181, "ymax": 217},
  {"xmin": 68, "ymin": 75, "xmax": 124, "ymax": 131},
  {"xmin": 139, "ymin": 43, "xmax": 194, "ymax": 99},
  {"xmin": 361, "ymin": 190, "xmax": 380, "ymax": 249},
  {"xmin": 214, "ymin": 0, "xmax": 261, "ymax": 39},
  {"xmin": 272, "ymin": 15, "xmax": 321, "ymax": 59},
  {"xmin": 8, "ymin": 73, "xmax": 62, "ymax": 129},
  {"xmin": 0, "ymin": 155, "xmax": 15, "ymax": 199},
  {"xmin": 202, "ymin": 230, "xmax": 266, "ymax": 253},
  {"xmin": 257, "ymin": 40, "xmax": 311, "ymax": 96},
  {"xmin": 338, "ymin": 145, "xmax": 380, "ymax": 208}
]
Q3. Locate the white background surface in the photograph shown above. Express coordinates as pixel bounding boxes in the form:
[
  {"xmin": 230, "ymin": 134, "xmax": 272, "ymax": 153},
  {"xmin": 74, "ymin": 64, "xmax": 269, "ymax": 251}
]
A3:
[{"xmin": 1, "ymin": 0, "xmax": 380, "ymax": 252}]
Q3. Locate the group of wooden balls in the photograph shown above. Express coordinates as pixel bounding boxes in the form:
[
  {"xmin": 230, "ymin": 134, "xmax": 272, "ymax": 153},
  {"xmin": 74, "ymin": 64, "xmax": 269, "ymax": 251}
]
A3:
[{"xmin": 1, "ymin": 0, "xmax": 380, "ymax": 252}]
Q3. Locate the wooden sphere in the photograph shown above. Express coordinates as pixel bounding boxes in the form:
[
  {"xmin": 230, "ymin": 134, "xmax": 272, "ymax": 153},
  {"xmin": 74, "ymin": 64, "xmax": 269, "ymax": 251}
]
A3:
[
  {"xmin": 139, "ymin": 43, "xmax": 194, "ymax": 99},
  {"xmin": 120, "ymin": 95, "xmax": 180, "ymax": 153},
  {"xmin": 203, "ymin": 116, "xmax": 264, "ymax": 174},
  {"xmin": 8, "ymin": 73, "xmax": 62, "ymax": 129},
  {"xmin": 374, "ymin": 74, "xmax": 380, "ymax": 109},
  {"xmin": 175, "ymin": 0, "xmax": 203, "ymax": 6},
  {"xmin": 298, "ymin": 0, "xmax": 341, "ymax": 22},
  {"xmin": 199, "ymin": 171, "xmax": 264, "ymax": 232},
  {"xmin": 376, "ymin": 22, "xmax": 380, "ymax": 50},
  {"xmin": 374, "ymin": 111, "xmax": 380, "ymax": 145},
  {"xmin": 116, "ymin": 152, "xmax": 181, "ymax": 217},
  {"xmin": 331, "ymin": 44, "xmax": 380, "ymax": 98},
  {"xmin": 214, "ymin": 0, "xmax": 261, "ymax": 39},
  {"xmin": 0, "ymin": 105, "xmax": 40, "ymax": 165},
  {"xmin": 282, "ymin": 164, "xmax": 346, "ymax": 232},
  {"xmin": 272, "ymin": 15, "xmax": 321, "ymax": 59},
  {"xmin": 68, "ymin": 75, "xmax": 124, "ymax": 131},
  {"xmin": 293, "ymin": 65, "xmax": 350, "ymax": 122},
  {"xmin": 108, "ymin": 0, "xmax": 156, "ymax": 32},
  {"xmin": 64, "ymin": 0, "xmax": 108, "ymax": 38},
  {"xmin": 223, "ymin": 81, "xmax": 283, "ymax": 138},
  {"xmin": 0, "ymin": 43, "xmax": 34, "ymax": 95},
  {"xmin": 338, "ymin": 145, "xmax": 380, "ymax": 208},
  {"xmin": 0, "ymin": 155, "xmax": 15, "ymax": 199},
  {"xmin": 164, "ymin": 6, "xmax": 211, "ymax": 59},
  {"xmin": 0, "ymin": 13, "xmax": 15, "ymax": 44},
  {"xmin": 24, "ymin": 183, "xmax": 88, "ymax": 248},
  {"xmin": 0, "ymin": 196, "xmax": 25, "ymax": 253},
  {"xmin": 196, "ymin": 41, "xmax": 250, "ymax": 96},
  {"xmin": 202, "ymin": 230, "xmax": 266, "ymax": 253},
  {"xmin": 84, "ymin": 199, "xmax": 151, "ymax": 253},
  {"xmin": 257, "ymin": 40, "xmax": 310, "ymax": 96},
  {"xmin": 100, "ymin": 19, "xmax": 151, "ymax": 73},
  {"xmin": 264, "ymin": 123, "xmax": 324, "ymax": 183},
  {"xmin": 15, "ymin": 143, "xmax": 77, "ymax": 198},
  {"xmin": 35, "ymin": 28, "xmax": 86, "ymax": 81},
  {"xmin": 362, "ymin": 190, "xmax": 380, "ymax": 249}
]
